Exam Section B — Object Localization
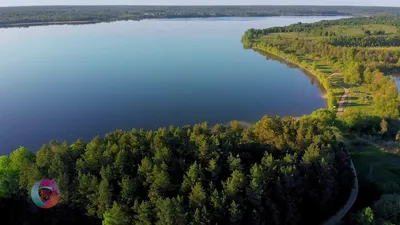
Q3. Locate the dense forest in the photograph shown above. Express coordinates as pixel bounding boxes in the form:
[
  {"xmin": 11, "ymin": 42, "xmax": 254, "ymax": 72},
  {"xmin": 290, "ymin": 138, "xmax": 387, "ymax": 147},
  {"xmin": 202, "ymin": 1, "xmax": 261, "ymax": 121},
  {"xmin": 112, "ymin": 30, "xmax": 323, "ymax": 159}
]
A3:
[
  {"xmin": 0, "ymin": 111, "xmax": 354, "ymax": 225},
  {"xmin": 0, "ymin": 5, "xmax": 400, "ymax": 27},
  {"xmin": 242, "ymin": 15, "xmax": 400, "ymax": 225}
]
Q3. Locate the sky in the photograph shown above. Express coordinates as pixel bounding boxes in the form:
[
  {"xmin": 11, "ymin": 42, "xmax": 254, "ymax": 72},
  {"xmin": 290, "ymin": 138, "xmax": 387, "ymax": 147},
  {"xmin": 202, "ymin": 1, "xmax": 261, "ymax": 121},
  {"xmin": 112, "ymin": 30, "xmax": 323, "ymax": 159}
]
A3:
[{"xmin": 0, "ymin": 0, "xmax": 399, "ymax": 7}]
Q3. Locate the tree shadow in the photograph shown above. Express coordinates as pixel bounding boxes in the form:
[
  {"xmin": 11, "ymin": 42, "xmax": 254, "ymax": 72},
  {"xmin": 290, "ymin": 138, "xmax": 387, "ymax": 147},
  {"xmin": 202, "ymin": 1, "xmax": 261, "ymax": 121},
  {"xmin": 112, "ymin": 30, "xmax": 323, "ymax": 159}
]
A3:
[
  {"xmin": 345, "ymin": 97, "xmax": 359, "ymax": 101},
  {"xmin": 316, "ymin": 65, "xmax": 331, "ymax": 70},
  {"xmin": 1, "ymin": 195, "xmax": 101, "ymax": 225},
  {"xmin": 346, "ymin": 103, "xmax": 369, "ymax": 107}
]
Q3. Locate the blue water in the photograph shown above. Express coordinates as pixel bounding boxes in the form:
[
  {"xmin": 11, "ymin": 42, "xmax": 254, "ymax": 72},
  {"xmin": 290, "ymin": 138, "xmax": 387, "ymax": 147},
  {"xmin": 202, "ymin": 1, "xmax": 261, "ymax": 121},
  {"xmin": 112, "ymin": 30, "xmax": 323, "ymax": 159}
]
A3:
[{"xmin": 0, "ymin": 16, "xmax": 344, "ymax": 154}]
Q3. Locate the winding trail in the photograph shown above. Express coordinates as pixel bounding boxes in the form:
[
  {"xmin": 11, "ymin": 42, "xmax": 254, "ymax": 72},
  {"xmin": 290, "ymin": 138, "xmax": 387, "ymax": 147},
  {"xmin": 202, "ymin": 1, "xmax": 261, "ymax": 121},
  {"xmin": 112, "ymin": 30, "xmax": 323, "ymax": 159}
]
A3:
[
  {"xmin": 323, "ymin": 154, "xmax": 359, "ymax": 225},
  {"xmin": 324, "ymin": 76, "xmax": 358, "ymax": 225},
  {"xmin": 337, "ymin": 87, "xmax": 349, "ymax": 113},
  {"xmin": 250, "ymin": 50, "xmax": 358, "ymax": 224}
]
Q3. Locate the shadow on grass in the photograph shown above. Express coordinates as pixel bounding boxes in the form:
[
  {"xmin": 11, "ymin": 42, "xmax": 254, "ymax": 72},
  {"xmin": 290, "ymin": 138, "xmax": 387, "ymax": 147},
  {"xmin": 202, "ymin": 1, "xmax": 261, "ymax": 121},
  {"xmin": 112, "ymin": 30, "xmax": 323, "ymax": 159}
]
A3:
[
  {"xmin": 316, "ymin": 65, "xmax": 331, "ymax": 70},
  {"xmin": 346, "ymin": 103, "xmax": 369, "ymax": 107},
  {"xmin": 345, "ymin": 97, "xmax": 359, "ymax": 101}
]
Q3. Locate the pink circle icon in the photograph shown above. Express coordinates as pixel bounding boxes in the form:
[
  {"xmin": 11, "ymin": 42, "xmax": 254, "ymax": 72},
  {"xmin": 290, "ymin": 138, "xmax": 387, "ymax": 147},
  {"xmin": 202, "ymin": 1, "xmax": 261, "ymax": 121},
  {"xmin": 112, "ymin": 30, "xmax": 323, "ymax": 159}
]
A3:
[{"xmin": 31, "ymin": 179, "xmax": 60, "ymax": 208}]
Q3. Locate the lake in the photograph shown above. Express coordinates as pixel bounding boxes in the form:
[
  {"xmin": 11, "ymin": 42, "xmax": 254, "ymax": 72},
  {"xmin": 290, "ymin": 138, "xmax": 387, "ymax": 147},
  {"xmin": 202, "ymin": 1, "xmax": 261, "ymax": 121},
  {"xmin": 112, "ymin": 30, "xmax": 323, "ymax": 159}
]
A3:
[{"xmin": 0, "ymin": 16, "xmax": 344, "ymax": 154}]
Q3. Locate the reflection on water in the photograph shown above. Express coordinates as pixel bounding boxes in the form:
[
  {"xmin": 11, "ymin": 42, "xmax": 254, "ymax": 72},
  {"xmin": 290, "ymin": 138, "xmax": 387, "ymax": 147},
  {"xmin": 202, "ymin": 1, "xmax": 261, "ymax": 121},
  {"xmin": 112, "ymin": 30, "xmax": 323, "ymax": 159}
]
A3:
[
  {"xmin": 0, "ymin": 16, "xmax": 332, "ymax": 154},
  {"xmin": 255, "ymin": 50, "xmax": 326, "ymax": 94},
  {"xmin": 392, "ymin": 75, "xmax": 400, "ymax": 93}
]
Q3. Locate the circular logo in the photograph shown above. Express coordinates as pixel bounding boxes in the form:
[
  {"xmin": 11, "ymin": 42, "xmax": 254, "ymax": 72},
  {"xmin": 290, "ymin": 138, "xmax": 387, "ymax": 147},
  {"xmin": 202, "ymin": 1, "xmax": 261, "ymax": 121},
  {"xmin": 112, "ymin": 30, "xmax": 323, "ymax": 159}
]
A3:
[{"xmin": 31, "ymin": 179, "xmax": 60, "ymax": 208}]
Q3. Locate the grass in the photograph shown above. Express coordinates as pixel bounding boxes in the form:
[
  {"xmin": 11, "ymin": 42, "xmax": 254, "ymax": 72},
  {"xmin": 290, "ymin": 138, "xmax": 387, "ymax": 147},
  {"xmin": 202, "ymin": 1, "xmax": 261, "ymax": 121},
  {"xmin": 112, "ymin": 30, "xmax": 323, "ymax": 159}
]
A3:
[
  {"xmin": 350, "ymin": 144, "xmax": 400, "ymax": 189},
  {"xmin": 328, "ymin": 24, "xmax": 398, "ymax": 35},
  {"xmin": 262, "ymin": 32, "xmax": 324, "ymax": 41},
  {"xmin": 339, "ymin": 85, "xmax": 374, "ymax": 116},
  {"xmin": 365, "ymin": 46, "xmax": 400, "ymax": 51},
  {"xmin": 252, "ymin": 39, "xmax": 378, "ymax": 115}
]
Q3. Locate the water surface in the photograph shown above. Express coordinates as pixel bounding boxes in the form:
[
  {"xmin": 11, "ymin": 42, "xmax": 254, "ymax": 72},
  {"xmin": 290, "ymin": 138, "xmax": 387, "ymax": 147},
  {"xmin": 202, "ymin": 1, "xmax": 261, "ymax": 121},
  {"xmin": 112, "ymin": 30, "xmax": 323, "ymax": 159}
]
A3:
[{"xmin": 0, "ymin": 16, "xmax": 344, "ymax": 154}]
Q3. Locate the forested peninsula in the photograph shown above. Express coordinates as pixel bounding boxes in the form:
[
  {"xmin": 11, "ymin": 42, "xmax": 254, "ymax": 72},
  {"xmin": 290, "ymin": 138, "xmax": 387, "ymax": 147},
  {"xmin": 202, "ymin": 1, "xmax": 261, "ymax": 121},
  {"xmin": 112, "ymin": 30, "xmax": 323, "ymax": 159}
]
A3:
[
  {"xmin": 242, "ymin": 16, "xmax": 400, "ymax": 224},
  {"xmin": 0, "ymin": 5, "xmax": 400, "ymax": 28},
  {"xmin": 1, "ymin": 113, "xmax": 354, "ymax": 225}
]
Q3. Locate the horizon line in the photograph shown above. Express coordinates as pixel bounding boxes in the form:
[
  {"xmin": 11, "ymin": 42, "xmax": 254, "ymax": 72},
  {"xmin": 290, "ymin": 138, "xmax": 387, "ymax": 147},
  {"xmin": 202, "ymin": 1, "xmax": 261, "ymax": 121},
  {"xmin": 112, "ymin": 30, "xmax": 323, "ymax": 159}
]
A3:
[{"xmin": 0, "ymin": 4, "xmax": 400, "ymax": 8}]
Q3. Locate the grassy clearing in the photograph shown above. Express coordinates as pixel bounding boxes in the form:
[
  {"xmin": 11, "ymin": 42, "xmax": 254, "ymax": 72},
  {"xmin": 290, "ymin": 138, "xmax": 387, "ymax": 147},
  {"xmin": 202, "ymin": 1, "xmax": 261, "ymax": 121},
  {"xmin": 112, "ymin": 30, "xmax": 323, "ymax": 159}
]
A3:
[
  {"xmin": 295, "ymin": 55, "xmax": 376, "ymax": 115},
  {"xmin": 253, "ymin": 43, "xmax": 377, "ymax": 115},
  {"xmin": 365, "ymin": 46, "xmax": 400, "ymax": 51},
  {"xmin": 316, "ymin": 62, "xmax": 335, "ymax": 74},
  {"xmin": 350, "ymin": 144, "xmax": 400, "ymax": 189},
  {"xmin": 339, "ymin": 85, "xmax": 374, "ymax": 117},
  {"xmin": 328, "ymin": 24, "xmax": 398, "ymax": 35},
  {"xmin": 262, "ymin": 32, "xmax": 323, "ymax": 41}
]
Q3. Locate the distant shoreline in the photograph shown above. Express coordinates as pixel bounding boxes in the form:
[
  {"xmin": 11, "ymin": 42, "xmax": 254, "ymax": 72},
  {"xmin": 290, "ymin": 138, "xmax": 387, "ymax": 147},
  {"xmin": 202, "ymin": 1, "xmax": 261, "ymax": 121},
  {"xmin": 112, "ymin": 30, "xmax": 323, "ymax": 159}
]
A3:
[
  {"xmin": 0, "ymin": 15, "xmax": 346, "ymax": 29},
  {"xmin": 0, "ymin": 21, "xmax": 96, "ymax": 28}
]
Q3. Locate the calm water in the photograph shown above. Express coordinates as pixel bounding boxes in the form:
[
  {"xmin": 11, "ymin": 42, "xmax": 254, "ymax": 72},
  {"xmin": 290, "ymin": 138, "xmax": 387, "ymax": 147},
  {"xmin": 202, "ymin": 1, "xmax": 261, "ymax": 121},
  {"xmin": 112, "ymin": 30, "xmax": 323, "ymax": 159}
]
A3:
[
  {"xmin": 0, "ymin": 16, "xmax": 344, "ymax": 154},
  {"xmin": 394, "ymin": 76, "xmax": 400, "ymax": 92}
]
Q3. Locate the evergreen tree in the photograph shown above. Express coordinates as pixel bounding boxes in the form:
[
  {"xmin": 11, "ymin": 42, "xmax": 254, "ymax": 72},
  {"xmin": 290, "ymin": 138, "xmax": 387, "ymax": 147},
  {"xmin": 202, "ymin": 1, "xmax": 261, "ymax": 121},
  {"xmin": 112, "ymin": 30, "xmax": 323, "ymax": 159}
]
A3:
[
  {"xmin": 102, "ymin": 202, "xmax": 131, "ymax": 225},
  {"xmin": 133, "ymin": 200, "xmax": 153, "ymax": 225},
  {"xmin": 189, "ymin": 182, "xmax": 207, "ymax": 209}
]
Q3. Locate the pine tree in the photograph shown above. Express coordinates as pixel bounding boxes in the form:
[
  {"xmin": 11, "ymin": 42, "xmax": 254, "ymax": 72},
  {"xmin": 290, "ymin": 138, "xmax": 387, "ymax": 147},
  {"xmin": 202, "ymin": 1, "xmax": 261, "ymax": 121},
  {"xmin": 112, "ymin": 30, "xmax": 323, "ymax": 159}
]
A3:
[
  {"xmin": 223, "ymin": 170, "xmax": 245, "ymax": 198},
  {"xmin": 181, "ymin": 162, "xmax": 202, "ymax": 193},
  {"xmin": 247, "ymin": 163, "xmax": 265, "ymax": 207},
  {"xmin": 133, "ymin": 200, "xmax": 153, "ymax": 225},
  {"xmin": 210, "ymin": 188, "xmax": 223, "ymax": 211},
  {"xmin": 98, "ymin": 177, "xmax": 113, "ymax": 218},
  {"xmin": 155, "ymin": 197, "xmax": 187, "ymax": 225},
  {"xmin": 120, "ymin": 176, "xmax": 137, "ymax": 205},
  {"xmin": 114, "ymin": 150, "xmax": 130, "ymax": 176},
  {"xmin": 229, "ymin": 201, "xmax": 243, "ymax": 224},
  {"xmin": 206, "ymin": 158, "xmax": 220, "ymax": 181},
  {"xmin": 191, "ymin": 207, "xmax": 210, "ymax": 225},
  {"xmin": 228, "ymin": 153, "xmax": 242, "ymax": 172},
  {"xmin": 138, "ymin": 157, "xmax": 153, "ymax": 187},
  {"xmin": 189, "ymin": 182, "xmax": 207, "ymax": 208},
  {"xmin": 149, "ymin": 165, "xmax": 170, "ymax": 202},
  {"xmin": 102, "ymin": 201, "xmax": 131, "ymax": 225}
]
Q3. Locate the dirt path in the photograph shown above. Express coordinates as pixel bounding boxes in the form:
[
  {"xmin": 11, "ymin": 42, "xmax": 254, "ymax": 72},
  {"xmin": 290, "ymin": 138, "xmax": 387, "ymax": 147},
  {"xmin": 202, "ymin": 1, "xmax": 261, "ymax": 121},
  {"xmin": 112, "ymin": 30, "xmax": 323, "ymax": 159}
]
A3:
[
  {"xmin": 323, "ymin": 154, "xmax": 358, "ymax": 225},
  {"xmin": 337, "ymin": 87, "xmax": 349, "ymax": 113},
  {"xmin": 330, "ymin": 72, "xmax": 342, "ymax": 77}
]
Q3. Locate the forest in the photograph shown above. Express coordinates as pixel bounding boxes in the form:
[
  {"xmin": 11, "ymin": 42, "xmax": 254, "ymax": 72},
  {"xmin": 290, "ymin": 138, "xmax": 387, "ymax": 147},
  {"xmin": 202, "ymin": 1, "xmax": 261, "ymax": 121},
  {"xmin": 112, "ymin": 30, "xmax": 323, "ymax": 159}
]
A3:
[
  {"xmin": 0, "ymin": 5, "xmax": 400, "ymax": 27},
  {"xmin": 2, "ymin": 11, "xmax": 400, "ymax": 225},
  {"xmin": 242, "ymin": 15, "xmax": 400, "ymax": 225},
  {"xmin": 0, "ymin": 111, "xmax": 355, "ymax": 225}
]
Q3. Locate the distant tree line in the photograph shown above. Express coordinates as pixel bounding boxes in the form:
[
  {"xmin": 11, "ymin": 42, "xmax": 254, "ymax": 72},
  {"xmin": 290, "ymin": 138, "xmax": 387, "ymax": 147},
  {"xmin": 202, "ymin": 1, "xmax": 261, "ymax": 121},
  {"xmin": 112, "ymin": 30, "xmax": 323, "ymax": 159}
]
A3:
[
  {"xmin": 246, "ymin": 16, "xmax": 400, "ymax": 37},
  {"xmin": 0, "ymin": 5, "xmax": 400, "ymax": 27},
  {"xmin": 0, "ymin": 111, "xmax": 354, "ymax": 225}
]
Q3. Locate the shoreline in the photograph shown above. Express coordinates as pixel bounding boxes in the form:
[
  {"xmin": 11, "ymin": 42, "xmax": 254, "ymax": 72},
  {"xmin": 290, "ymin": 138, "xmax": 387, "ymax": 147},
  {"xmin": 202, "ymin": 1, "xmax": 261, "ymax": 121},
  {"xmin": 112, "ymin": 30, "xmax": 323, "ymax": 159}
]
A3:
[
  {"xmin": 0, "ymin": 15, "xmax": 347, "ymax": 29},
  {"xmin": 253, "ymin": 47, "xmax": 322, "ymax": 83},
  {"xmin": 0, "ymin": 21, "xmax": 96, "ymax": 28},
  {"xmin": 252, "ymin": 47, "xmax": 332, "ymax": 107},
  {"xmin": 250, "ymin": 46, "xmax": 356, "ymax": 223}
]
